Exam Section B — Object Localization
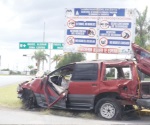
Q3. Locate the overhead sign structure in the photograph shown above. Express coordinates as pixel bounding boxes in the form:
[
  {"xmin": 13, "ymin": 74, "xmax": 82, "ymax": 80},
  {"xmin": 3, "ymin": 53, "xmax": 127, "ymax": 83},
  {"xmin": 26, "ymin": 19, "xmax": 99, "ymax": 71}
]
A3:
[
  {"xmin": 53, "ymin": 43, "xmax": 63, "ymax": 50},
  {"xmin": 19, "ymin": 42, "xmax": 48, "ymax": 49},
  {"xmin": 64, "ymin": 8, "xmax": 136, "ymax": 54}
]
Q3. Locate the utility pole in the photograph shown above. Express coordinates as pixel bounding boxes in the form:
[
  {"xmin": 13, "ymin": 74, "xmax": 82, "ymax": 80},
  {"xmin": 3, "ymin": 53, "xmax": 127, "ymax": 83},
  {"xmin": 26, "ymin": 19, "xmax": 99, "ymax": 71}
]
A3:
[
  {"xmin": 42, "ymin": 22, "xmax": 45, "ymax": 70},
  {"xmin": 49, "ymin": 42, "xmax": 51, "ymax": 72},
  {"xmin": 96, "ymin": 16, "xmax": 99, "ymax": 60},
  {"xmin": 43, "ymin": 22, "xmax": 45, "ymax": 43}
]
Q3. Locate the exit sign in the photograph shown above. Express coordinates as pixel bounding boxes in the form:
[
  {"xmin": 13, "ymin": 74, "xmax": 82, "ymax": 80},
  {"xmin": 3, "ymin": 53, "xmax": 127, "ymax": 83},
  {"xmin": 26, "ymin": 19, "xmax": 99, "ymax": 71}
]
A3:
[
  {"xmin": 19, "ymin": 42, "xmax": 48, "ymax": 49},
  {"xmin": 53, "ymin": 43, "xmax": 63, "ymax": 50}
]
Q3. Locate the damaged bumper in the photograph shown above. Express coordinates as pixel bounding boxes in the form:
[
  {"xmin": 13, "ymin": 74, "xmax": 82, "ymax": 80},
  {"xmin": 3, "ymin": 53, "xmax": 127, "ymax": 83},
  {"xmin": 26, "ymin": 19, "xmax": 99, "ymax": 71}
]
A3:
[
  {"xmin": 136, "ymin": 99, "xmax": 150, "ymax": 109},
  {"xmin": 17, "ymin": 84, "xmax": 23, "ymax": 98},
  {"xmin": 17, "ymin": 93, "xmax": 23, "ymax": 98}
]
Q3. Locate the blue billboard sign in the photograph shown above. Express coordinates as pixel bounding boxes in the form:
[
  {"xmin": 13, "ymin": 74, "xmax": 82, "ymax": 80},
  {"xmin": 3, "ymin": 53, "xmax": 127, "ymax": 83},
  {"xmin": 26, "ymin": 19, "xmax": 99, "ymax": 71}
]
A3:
[
  {"xmin": 67, "ymin": 29, "xmax": 96, "ymax": 36},
  {"xmin": 100, "ymin": 30, "xmax": 122, "ymax": 37},
  {"xmin": 109, "ymin": 22, "xmax": 131, "ymax": 28},
  {"xmin": 108, "ymin": 39, "xmax": 130, "ymax": 46},
  {"xmin": 74, "ymin": 8, "xmax": 125, "ymax": 16},
  {"xmin": 74, "ymin": 38, "xmax": 96, "ymax": 45},
  {"xmin": 75, "ymin": 21, "xmax": 96, "ymax": 27}
]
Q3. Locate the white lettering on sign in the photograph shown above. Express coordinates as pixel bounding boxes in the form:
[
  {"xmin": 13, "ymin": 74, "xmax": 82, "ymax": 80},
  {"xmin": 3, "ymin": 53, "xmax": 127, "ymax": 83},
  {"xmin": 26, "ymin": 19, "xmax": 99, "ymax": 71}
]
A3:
[
  {"xmin": 70, "ymin": 30, "xmax": 86, "ymax": 35},
  {"xmin": 111, "ymin": 22, "xmax": 130, "ymax": 28}
]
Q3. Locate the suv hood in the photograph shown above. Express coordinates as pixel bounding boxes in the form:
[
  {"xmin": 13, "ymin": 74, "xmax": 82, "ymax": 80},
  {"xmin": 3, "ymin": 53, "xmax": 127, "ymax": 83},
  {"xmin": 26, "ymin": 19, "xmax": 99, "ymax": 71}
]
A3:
[{"xmin": 132, "ymin": 43, "xmax": 150, "ymax": 75}]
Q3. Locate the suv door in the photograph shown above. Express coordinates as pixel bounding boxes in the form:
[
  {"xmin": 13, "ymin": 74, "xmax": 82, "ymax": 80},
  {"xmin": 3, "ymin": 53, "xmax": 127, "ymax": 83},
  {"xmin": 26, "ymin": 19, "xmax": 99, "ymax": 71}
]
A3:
[
  {"xmin": 43, "ymin": 64, "xmax": 74, "ymax": 108},
  {"xmin": 68, "ymin": 63, "xmax": 99, "ymax": 109},
  {"xmin": 132, "ymin": 43, "xmax": 150, "ymax": 75},
  {"xmin": 101, "ymin": 61, "xmax": 138, "ymax": 98}
]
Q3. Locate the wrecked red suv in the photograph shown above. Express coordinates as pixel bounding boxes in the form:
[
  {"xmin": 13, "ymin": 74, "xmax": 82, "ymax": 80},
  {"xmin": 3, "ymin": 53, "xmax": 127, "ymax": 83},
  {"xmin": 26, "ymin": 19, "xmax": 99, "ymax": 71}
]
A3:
[{"xmin": 17, "ymin": 43, "xmax": 150, "ymax": 120}]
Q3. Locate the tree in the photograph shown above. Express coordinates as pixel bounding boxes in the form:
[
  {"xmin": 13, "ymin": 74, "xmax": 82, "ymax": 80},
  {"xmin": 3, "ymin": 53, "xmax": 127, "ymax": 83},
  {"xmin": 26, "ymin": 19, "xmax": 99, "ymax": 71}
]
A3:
[
  {"xmin": 28, "ymin": 65, "xmax": 34, "ymax": 70},
  {"xmin": 51, "ymin": 54, "xmax": 62, "ymax": 65},
  {"xmin": 136, "ymin": 7, "xmax": 150, "ymax": 80},
  {"xmin": 106, "ymin": 68, "xmax": 115, "ymax": 77},
  {"xmin": 56, "ymin": 53, "xmax": 86, "ymax": 68},
  {"xmin": 31, "ymin": 50, "xmax": 48, "ymax": 71},
  {"xmin": 136, "ymin": 6, "xmax": 150, "ymax": 48}
]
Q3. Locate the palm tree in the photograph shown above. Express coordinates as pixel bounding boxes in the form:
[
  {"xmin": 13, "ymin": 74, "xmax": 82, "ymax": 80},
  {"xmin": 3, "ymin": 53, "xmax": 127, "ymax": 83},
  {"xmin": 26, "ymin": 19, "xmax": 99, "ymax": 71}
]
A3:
[
  {"xmin": 136, "ymin": 6, "xmax": 150, "ymax": 48},
  {"xmin": 31, "ymin": 50, "xmax": 48, "ymax": 71},
  {"xmin": 28, "ymin": 65, "xmax": 34, "ymax": 71},
  {"xmin": 51, "ymin": 54, "xmax": 62, "ymax": 65},
  {"xmin": 28, "ymin": 65, "xmax": 34, "ymax": 75}
]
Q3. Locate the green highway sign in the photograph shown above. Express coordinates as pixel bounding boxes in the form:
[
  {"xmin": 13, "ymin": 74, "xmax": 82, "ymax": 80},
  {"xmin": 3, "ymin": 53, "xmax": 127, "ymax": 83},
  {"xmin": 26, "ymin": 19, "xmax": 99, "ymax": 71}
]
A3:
[
  {"xmin": 19, "ymin": 42, "xmax": 48, "ymax": 49},
  {"xmin": 53, "ymin": 43, "xmax": 63, "ymax": 50}
]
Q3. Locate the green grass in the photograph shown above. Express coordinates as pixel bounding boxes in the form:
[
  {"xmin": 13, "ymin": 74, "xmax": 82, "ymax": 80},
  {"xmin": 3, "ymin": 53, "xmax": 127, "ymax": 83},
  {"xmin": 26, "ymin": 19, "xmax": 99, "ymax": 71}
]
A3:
[
  {"xmin": 0, "ymin": 84, "xmax": 22, "ymax": 108},
  {"xmin": 1, "ymin": 83, "xmax": 150, "ymax": 119}
]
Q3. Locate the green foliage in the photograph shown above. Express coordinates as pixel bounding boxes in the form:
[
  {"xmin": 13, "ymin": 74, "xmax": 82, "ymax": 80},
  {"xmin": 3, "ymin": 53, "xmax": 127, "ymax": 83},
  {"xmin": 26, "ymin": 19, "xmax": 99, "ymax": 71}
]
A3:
[
  {"xmin": 31, "ymin": 50, "xmax": 49, "ymax": 70},
  {"xmin": 1, "ymin": 68, "xmax": 10, "ymax": 71},
  {"xmin": 106, "ymin": 68, "xmax": 115, "ymax": 77},
  {"xmin": 136, "ymin": 6, "xmax": 150, "ymax": 49},
  {"xmin": 56, "ymin": 53, "xmax": 86, "ymax": 68},
  {"xmin": 28, "ymin": 65, "xmax": 34, "ymax": 70},
  {"xmin": 146, "ymin": 45, "xmax": 150, "ymax": 51},
  {"xmin": 10, "ymin": 70, "xmax": 21, "ymax": 75},
  {"xmin": 30, "ymin": 69, "xmax": 38, "ymax": 75},
  {"xmin": 51, "ymin": 54, "xmax": 62, "ymax": 65}
]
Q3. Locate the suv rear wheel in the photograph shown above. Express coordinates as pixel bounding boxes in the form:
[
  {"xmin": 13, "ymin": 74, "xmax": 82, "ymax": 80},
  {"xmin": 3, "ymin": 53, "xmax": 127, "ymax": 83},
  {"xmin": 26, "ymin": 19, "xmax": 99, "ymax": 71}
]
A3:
[{"xmin": 95, "ymin": 98, "xmax": 123, "ymax": 120}]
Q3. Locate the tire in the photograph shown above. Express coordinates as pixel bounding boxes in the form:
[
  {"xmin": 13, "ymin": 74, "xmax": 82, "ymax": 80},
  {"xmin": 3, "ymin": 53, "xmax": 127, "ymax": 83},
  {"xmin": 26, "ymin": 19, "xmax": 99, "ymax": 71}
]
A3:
[
  {"xmin": 95, "ymin": 98, "xmax": 123, "ymax": 120},
  {"xmin": 124, "ymin": 105, "xmax": 135, "ymax": 112},
  {"xmin": 22, "ymin": 89, "xmax": 37, "ymax": 109}
]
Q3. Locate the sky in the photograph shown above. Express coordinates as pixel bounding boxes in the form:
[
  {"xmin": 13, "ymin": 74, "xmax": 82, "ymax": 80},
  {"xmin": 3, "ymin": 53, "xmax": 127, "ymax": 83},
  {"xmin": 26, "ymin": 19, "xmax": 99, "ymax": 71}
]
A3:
[{"xmin": 0, "ymin": 0, "xmax": 149, "ymax": 71}]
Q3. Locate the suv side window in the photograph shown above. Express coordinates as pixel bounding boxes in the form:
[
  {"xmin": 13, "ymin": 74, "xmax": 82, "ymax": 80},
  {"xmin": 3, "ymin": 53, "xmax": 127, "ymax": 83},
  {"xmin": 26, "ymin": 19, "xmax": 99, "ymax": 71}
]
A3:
[
  {"xmin": 71, "ymin": 63, "xmax": 98, "ymax": 81},
  {"xmin": 105, "ymin": 66, "xmax": 132, "ymax": 80}
]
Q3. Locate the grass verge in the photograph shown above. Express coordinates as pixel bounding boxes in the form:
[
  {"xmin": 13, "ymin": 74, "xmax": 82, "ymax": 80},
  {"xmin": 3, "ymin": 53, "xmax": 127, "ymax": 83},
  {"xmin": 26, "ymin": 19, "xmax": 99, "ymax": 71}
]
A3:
[
  {"xmin": 0, "ymin": 84, "xmax": 22, "ymax": 108},
  {"xmin": 1, "ymin": 84, "xmax": 150, "ymax": 119}
]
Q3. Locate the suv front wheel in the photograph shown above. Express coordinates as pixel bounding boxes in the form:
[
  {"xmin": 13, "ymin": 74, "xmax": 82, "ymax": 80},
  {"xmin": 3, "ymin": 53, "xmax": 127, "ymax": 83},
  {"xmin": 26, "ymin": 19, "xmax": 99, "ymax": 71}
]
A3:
[{"xmin": 95, "ymin": 98, "xmax": 123, "ymax": 120}]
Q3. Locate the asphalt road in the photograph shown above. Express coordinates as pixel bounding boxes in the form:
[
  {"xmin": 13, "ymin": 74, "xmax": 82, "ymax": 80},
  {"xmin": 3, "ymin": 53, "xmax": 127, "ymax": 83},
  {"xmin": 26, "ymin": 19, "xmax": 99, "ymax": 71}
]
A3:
[
  {"xmin": 0, "ymin": 75, "xmax": 33, "ymax": 86},
  {"xmin": 0, "ymin": 107, "xmax": 150, "ymax": 125}
]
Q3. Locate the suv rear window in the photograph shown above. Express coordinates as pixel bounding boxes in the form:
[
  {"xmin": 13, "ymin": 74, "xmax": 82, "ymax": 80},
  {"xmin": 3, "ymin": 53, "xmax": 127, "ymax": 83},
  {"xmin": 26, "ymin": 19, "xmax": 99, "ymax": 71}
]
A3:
[{"xmin": 71, "ymin": 63, "xmax": 98, "ymax": 81}]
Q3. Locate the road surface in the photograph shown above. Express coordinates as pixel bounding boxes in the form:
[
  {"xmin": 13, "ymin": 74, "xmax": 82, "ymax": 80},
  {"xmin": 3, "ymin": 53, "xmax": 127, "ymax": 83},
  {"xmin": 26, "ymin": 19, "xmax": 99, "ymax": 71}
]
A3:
[
  {"xmin": 0, "ymin": 75, "xmax": 33, "ymax": 86},
  {"xmin": 0, "ymin": 107, "xmax": 150, "ymax": 125}
]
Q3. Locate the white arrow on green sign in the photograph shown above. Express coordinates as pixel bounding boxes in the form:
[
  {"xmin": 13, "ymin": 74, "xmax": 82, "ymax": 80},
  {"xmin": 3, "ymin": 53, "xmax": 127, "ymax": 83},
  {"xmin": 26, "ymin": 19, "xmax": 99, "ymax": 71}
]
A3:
[
  {"xmin": 19, "ymin": 42, "xmax": 48, "ymax": 49},
  {"xmin": 53, "ymin": 43, "xmax": 63, "ymax": 50}
]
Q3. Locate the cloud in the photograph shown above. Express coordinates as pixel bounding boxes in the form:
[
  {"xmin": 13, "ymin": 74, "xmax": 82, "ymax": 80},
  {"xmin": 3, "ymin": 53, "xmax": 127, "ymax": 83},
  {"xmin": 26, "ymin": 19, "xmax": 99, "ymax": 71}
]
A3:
[{"xmin": 0, "ymin": 0, "xmax": 149, "ymax": 71}]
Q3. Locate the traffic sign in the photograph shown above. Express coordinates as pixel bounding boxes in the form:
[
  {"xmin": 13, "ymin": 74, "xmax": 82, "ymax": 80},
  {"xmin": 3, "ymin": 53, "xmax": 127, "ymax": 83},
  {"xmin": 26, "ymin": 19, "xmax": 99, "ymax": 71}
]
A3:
[
  {"xmin": 53, "ymin": 43, "xmax": 63, "ymax": 50},
  {"xmin": 19, "ymin": 42, "xmax": 48, "ymax": 49}
]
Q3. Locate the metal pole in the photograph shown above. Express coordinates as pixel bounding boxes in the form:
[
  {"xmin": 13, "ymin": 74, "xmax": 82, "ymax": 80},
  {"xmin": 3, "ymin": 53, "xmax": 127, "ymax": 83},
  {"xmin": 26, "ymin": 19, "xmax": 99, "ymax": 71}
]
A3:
[
  {"xmin": 96, "ymin": 43, "xmax": 99, "ymax": 60},
  {"xmin": 42, "ymin": 22, "xmax": 45, "ymax": 70},
  {"xmin": 43, "ymin": 22, "xmax": 45, "ymax": 42},
  {"xmin": 96, "ymin": 13, "xmax": 99, "ymax": 60},
  {"xmin": 49, "ymin": 42, "xmax": 51, "ymax": 72}
]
